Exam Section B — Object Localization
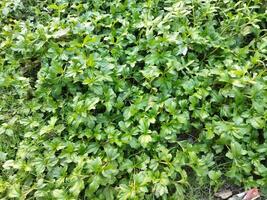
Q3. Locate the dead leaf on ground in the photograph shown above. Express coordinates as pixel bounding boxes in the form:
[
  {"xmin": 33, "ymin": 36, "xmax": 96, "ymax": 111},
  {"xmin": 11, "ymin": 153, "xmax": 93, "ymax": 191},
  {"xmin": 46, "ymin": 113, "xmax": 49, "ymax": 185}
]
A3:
[
  {"xmin": 228, "ymin": 188, "xmax": 260, "ymax": 200},
  {"xmin": 243, "ymin": 188, "xmax": 260, "ymax": 200}
]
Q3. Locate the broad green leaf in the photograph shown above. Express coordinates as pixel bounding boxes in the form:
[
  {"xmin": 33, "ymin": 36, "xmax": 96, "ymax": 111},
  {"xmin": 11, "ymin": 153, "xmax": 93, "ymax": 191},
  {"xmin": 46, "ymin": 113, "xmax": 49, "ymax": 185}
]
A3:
[
  {"xmin": 69, "ymin": 179, "xmax": 84, "ymax": 196},
  {"xmin": 139, "ymin": 135, "xmax": 152, "ymax": 148},
  {"xmin": 86, "ymin": 176, "xmax": 101, "ymax": 196},
  {"xmin": 52, "ymin": 189, "xmax": 66, "ymax": 199},
  {"xmin": 52, "ymin": 28, "xmax": 70, "ymax": 38},
  {"xmin": 249, "ymin": 117, "xmax": 265, "ymax": 129}
]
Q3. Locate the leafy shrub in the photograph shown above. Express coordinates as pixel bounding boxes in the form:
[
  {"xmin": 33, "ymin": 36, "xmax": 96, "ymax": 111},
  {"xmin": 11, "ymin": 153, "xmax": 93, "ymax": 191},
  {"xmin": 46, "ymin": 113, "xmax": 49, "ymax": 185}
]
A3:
[{"xmin": 0, "ymin": 0, "xmax": 266, "ymax": 199}]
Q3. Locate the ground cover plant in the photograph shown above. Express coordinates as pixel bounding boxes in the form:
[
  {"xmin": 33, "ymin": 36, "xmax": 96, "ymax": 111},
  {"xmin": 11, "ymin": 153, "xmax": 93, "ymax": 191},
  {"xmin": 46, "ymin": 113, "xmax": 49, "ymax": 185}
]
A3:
[{"xmin": 0, "ymin": 0, "xmax": 266, "ymax": 199}]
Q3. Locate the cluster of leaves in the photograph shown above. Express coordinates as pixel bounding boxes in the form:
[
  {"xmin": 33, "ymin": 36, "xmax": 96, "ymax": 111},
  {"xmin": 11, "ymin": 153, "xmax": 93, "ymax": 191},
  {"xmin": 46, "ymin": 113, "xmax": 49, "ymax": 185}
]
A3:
[{"xmin": 0, "ymin": 0, "xmax": 266, "ymax": 199}]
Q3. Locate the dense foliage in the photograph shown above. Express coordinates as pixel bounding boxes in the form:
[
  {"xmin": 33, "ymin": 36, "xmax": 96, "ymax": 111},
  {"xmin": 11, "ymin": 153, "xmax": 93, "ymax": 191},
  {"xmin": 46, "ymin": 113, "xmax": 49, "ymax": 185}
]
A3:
[{"xmin": 0, "ymin": 0, "xmax": 266, "ymax": 199}]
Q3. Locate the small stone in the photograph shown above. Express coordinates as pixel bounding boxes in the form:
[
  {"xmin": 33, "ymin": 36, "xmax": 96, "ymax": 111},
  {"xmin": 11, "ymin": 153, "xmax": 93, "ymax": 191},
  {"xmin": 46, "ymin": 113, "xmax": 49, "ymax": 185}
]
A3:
[
  {"xmin": 228, "ymin": 192, "xmax": 246, "ymax": 200},
  {"xmin": 215, "ymin": 190, "xmax": 233, "ymax": 199}
]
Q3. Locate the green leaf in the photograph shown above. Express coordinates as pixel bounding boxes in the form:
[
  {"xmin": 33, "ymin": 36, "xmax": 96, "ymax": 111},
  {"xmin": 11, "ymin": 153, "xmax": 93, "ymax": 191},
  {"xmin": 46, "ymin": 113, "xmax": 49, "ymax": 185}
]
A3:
[
  {"xmin": 86, "ymin": 54, "xmax": 95, "ymax": 67},
  {"xmin": 228, "ymin": 141, "xmax": 247, "ymax": 159},
  {"xmin": 104, "ymin": 145, "xmax": 120, "ymax": 160},
  {"xmin": 208, "ymin": 170, "xmax": 222, "ymax": 182},
  {"xmin": 8, "ymin": 184, "xmax": 21, "ymax": 198},
  {"xmin": 123, "ymin": 106, "xmax": 137, "ymax": 120},
  {"xmin": 164, "ymin": 98, "xmax": 177, "ymax": 114},
  {"xmin": 52, "ymin": 28, "xmax": 70, "ymax": 38},
  {"xmin": 249, "ymin": 117, "xmax": 265, "ymax": 129},
  {"xmin": 86, "ymin": 97, "xmax": 100, "ymax": 111},
  {"xmin": 141, "ymin": 66, "xmax": 161, "ymax": 80},
  {"xmin": 69, "ymin": 178, "xmax": 84, "ymax": 196},
  {"xmin": 138, "ymin": 118, "xmax": 150, "ymax": 134},
  {"xmin": 86, "ymin": 176, "xmax": 101, "ymax": 196},
  {"xmin": 0, "ymin": 152, "xmax": 7, "ymax": 161},
  {"xmin": 139, "ymin": 135, "xmax": 152, "ymax": 148},
  {"xmin": 52, "ymin": 189, "xmax": 66, "ymax": 199},
  {"xmin": 154, "ymin": 183, "xmax": 168, "ymax": 198}
]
